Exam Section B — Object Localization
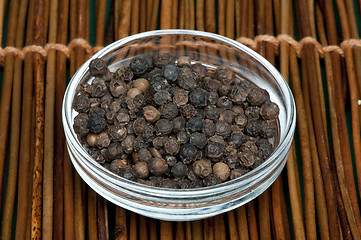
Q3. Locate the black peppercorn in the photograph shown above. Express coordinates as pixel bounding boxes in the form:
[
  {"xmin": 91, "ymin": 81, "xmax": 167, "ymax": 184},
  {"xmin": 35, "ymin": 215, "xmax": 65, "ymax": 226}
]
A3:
[
  {"xmin": 207, "ymin": 91, "xmax": 220, "ymax": 105},
  {"xmin": 228, "ymin": 132, "xmax": 246, "ymax": 148},
  {"xmin": 244, "ymin": 119, "xmax": 262, "ymax": 137},
  {"xmin": 143, "ymin": 106, "xmax": 161, "ymax": 123},
  {"xmin": 160, "ymin": 103, "xmax": 179, "ymax": 120},
  {"xmin": 164, "ymin": 137, "xmax": 180, "ymax": 155},
  {"xmin": 89, "ymin": 58, "xmax": 109, "ymax": 77},
  {"xmin": 115, "ymin": 65, "xmax": 134, "ymax": 82},
  {"xmin": 189, "ymin": 88, "xmax": 208, "ymax": 108},
  {"xmin": 149, "ymin": 158, "xmax": 168, "ymax": 176},
  {"xmin": 109, "ymin": 125, "xmax": 127, "ymax": 141},
  {"xmin": 230, "ymin": 168, "xmax": 248, "ymax": 179},
  {"xmin": 186, "ymin": 117, "xmax": 203, "ymax": 133},
  {"xmin": 109, "ymin": 80, "xmax": 127, "ymax": 97},
  {"xmin": 179, "ymin": 143, "xmax": 198, "ymax": 164},
  {"xmin": 204, "ymin": 105, "xmax": 220, "ymax": 121},
  {"xmin": 260, "ymin": 120, "xmax": 277, "ymax": 138},
  {"xmin": 165, "ymin": 155, "xmax": 177, "ymax": 167},
  {"xmin": 90, "ymin": 78, "xmax": 108, "ymax": 98},
  {"xmin": 153, "ymin": 52, "xmax": 175, "ymax": 67},
  {"xmin": 203, "ymin": 174, "xmax": 222, "ymax": 186},
  {"xmin": 138, "ymin": 148, "xmax": 152, "ymax": 162},
  {"xmin": 191, "ymin": 63, "xmax": 208, "ymax": 79},
  {"xmin": 190, "ymin": 132, "xmax": 207, "ymax": 149},
  {"xmin": 106, "ymin": 142, "xmax": 123, "ymax": 160},
  {"xmin": 228, "ymin": 86, "xmax": 247, "ymax": 104},
  {"xmin": 154, "ymin": 90, "xmax": 172, "ymax": 105},
  {"xmin": 155, "ymin": 119, "xmax": 173, "ymax": 135},
  {"xmin": 73, "ymin": 95, "xmax": 90, "ymax": 113},
  {"xmin": 134, "ymin": 161, "xmax": 149, "ymax": 178},
  {"xmin": 260, "ymin": 102, "xmax": 279, "ymax": 120},
  {"xmin": 240, "ymin": 141, "xmax": 258, "ymax": 155},
  {"xmin": 117, "ymin": 166, "xmax": 138, "ymax": 181},
  {"xmin": 148, "ymin": 77, "xmax": 170, "ymax": 94},
  {"xmin": 172, "ymin": 116, "xmax": 186, "ymax": 133},
  {"xmin": 202, "ymin": 119, "xmax": 215, "ymax": 137},
  {"xmin": 177, "ymin": 67, "xmax": 197, "ymax": 91},
  {"xmin": 173, "ymin": 89, "xmax": 189, "ymax": 107},
  {"xmin": 257, "ymin": 139, "xmax": 274, "ymax": 159},
  {"xmin": 73, "ymin": 113, "xmax": 89, "ymax": 137},
  {"xmin": 171, "ymin": 162, "xmax": 188, "ymax": 178},
  {"xmin": 130, "ymin": 56, "xmax": 149, "ymax": 75},
  {"xmin": 162, "ymin": 64, "xmax": 179, "ymax": 82},
  {"xmin": 225, "ymin": 155, "xmax": 240, "ymax": 169},
  {"xmin": 234, "ymin": 113, "xmax": 248, "ymax": 128},
  {"xmin": 216, "ymin": 66, "xmax": 233, "ymax": 85},
  {"xmin": 88, "ymin": 108, "xmax": 107, "ymax": 134},
  {"xmin": 205, "ymin": 142, "xmax": 224, "ymax": 159},
  {"xmin": 193, "ymin": 160, "xmax": 212, "ymax": 178},
  {"xmin": 121, "ymin": 135, "xmax": 135, "ymax": 154},
  {"xmin": 247, "ymin": 87, "xmax": 267, "ymax": 106},
  {"xmin": 180, "ymin": 104, "xmax": 197, "ymax": 119},
  {"xmin": 177, "ymin": 56, "xmax": 191, "ymax": 67},
  {"xmin": 176, "ymin": 131, "xmax": 190, "ymax": 144},
  {"xmin": 213, "ymin": 162, "xmax": 230, "ymax": 181},
  {"xmin": 238, "ymin": 152, "xmax": 256, "ymax": 168},
  {"xmin": 215, "ymin": 120, "xmax": 231, "ymax": 138},
  {"xmin": 245, "ymin": 106, "xmax": 260, "ymax": 119}
]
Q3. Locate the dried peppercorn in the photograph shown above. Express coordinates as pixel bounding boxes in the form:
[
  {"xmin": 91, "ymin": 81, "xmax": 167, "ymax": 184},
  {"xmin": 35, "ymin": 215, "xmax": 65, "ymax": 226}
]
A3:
[
  {"xmin": 203, "ymin": 174, "xmax": 222, "ymax": 186},
  {"xmin": 202, "ymin": 119, "xmax": 215, "ymax": 137},
  {"xmin": 180, "ymin": 104, "xmax": 197, "ymax": 119},
  {"xmin": 176, "ymin": 131, "xmax": 190, "ymax": 144},
  {"xmin": 207, "ymin": 91, "xmax": 220, "ymax": 105},
  {"xmin": 134, "ymin": 162, "xmax": 150, "ymax": 178},
  {"xmin": 116, "ymin": 112, "xmax": 130, "ymax": 124},
  {"xmin": 153, "ymin": 52, "xmax": 175, "ymax": 67},
  {"xmin": 109, "ymin": 80, "xmax": 127, "ymax": 97},
  {"xmin": 89, "ymin": 58, "xmax": 109, "ymax": 77},
  {"xmin": 152, "ymin": 136, "xmax": 165, "ymax": 149},
  {"xmin": 244, "ymin": 119, "xmax": 262, "ymax": 137},
  {"xmin": 73, "ymin": 113, "xmax": 90, "ymax": 137},
  {"xmin": 177, "ymin": 56, "xmax": 191, "ymax": 67},
  {"xmin": 225, "ymin": 155, "xmax": 239, "ymax": 169},
  {"xmin": 215, "ymin": 121, "xmax": 231, "ymax": 138},
  {"xmin": 143, "ymin": 106, "xmax": 161, "ymax": 123},
  {"xmin": 260, "ymin": 120, "xmax": 277, "ymax": 138},
  {"xmin": 218, "ymin": 84, "xmax": 232, "ymax": 96},
  {"xmin": 205, "ymin": 142, "xmax": 224, "ymax": 159},
  {"xmin": 133, "ymin": 78, "xmax": 149, "ymax": 93},
  {"xmin": 162, "ymin": 64, "xmax": 179, "ymax": 82},
  {"xmin": 138, "ymin": 148, "xmax": 152, "ymax": 162},
  {"xmin": 121, "ymin": 135, "xmax": 135, "ymax": 154},
  {"xmin": 234, "ymin": 113, "xmax": 247, "ymax": 128},
  {"xmin": 160, "ymin": 103, "xmax": 179, "ymax": 120},
  {"xmin": 171, "ymin": 162, "xmax": 188, "ymax": 178},
  {"xmin": 204, "ymin": 105, "xmax": 220, "ymax": 121},
  {"xmin": 86, "ymin": 134, "xmax": 97, "ymax": 147},
  {"xmin": 245, "ymin": 106, "xmax": 260, "ymax": 119},
  {"xmin": 88, "ymin": 108, "xmax": 107, "ymax": 134},
  {"xmin": 106, "ymin": 142, "xmax": 123, "ymax": 160},
  {"xmin": 149, "ymin": 158, "xmax": 168, "ymax": 176},
  {"xmin": 230, "ymin": 168, "xmax": 248, "ymax": 179},
  {"xmin": 257, "ymin": 139, "xmax": 274, "ymax": 159},
  {"xmin": 247, "ymin": 87, "xmax": 267, "ymax": 106},
  {"xmin": 189, "ymin": 88, "xmax": 208, "ymax": 108},
  {"xmin": 238, "ymin": 152, "xmax": 256, "ymax": 168},
  {"xmin": 179, "ymin": 143, "xmax": 198, "ymax": 164},
  {"xmin": 213, "ymin": 162, "xmax": 230, "ymax": 181},
  {"xmin": 173, "ymin": 89, "xmax": 189, "ymax": 107},
  {"xmin": 260, "ymin": 102, "xmax": 279, "ymax": 120},
  {"xmin": 148, "ymin": 77, "xmax": 170, "ymax": 94},
  {"xmin": 115, "ymin": 65, "xmax": 134, "ymax": 82},
  {"xmin": 216, "ymin": 66, "xmax": 233, "ymax": 85},
  {"xmin": 153, "ymin": 90, "xmax": 171, "ymax": 105},
  {"xmin": 164, "ymin": 137, "xmax": 180, "ymax": 155},
  {"xmin": 165, "ymin": 155, "xmax": 177, "ymax": 167},
  {"xmin": 240, "ymin": 141, "xmax": 258, "ymax": 155},
  {"xmin": 117, "ymin": 166, "xmax": 138, "ymax": 181},
  {"xmin": 228, "ymin": 132, "xmax": 246, "ymax": 148},
  {"xmin": 133, "ymin": 136, "xmax": 149, "ymax": 152},
  {"xmin": 193, "ymin": 159, "xmax": 212, "ymax": 178},
  {"xmin": 73, "ymin": 95, "xmax": 90, "ymax": 113},
  {"xmin": 127, "ymin": 88, "xmax": 142, "ymax": 99},
  {"xmin": 219, "ymin": 110, "xmax": 235, "ymax": 124},
  {"xmin": 155, "ymin": 119, "xmax": 174, "ymax": 135},
  {"xmin": 177, "ymin": 178, "xmax": 192, "ymax": 189},
  {"xmin": 110, "ymin": 159, "xmax": 128, "ymax": 172},
  {"xmin": 177, "ymin": 67, "xmax": 197, "ymax": 91},
  {"xmin": 186, "ymin": 117, "xmax": 203, "ymax": 133},
  {"xmin": 142, "ymin": 125, "xmax": 155, "ymax": 142},
  {"xmin": 133, "ymin": 94, "xmax": 145, "ymax": 109},
  {"xmin": 190, "ymin": 132, "xmax": 207, "ymax": 149},
  {"xmin": 191, "ymin": 63, "xmax": 208, "ymax": 79},
  {"xmin": 172, "ymin": 116, "xmax": 186, "ymax": 133},
  {"xmin": 90, "ymin": 78, "xmax": 108, "ymax": 97},
  {"xmin": 130, "ymin": 56, "xmax": 149, "ymax": 75},
  {"xmin": 228, "ymin": 86, "xmax": 247, "ymax": 104}
]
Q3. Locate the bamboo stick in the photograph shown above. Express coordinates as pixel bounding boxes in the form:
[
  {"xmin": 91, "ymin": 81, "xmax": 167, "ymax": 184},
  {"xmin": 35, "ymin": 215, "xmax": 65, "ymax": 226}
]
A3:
[
  {"xmin": 15, "ymin": 1, "xmax": 35, "ymax": 238},
  {"xmin": 188, "ymin": 0, "xmax": 195, "ymax": 30},
  {"xmin": 105, "ymin": 0, "xmax": 115, "ymax": 45},
  {"xmin": 240, "ymin": 0, "xmax": 248, "ymax": 37},
  {"xmin": 179, "ymin": 0, "xmax": 185, "ymax": 29},
  {"xmin": 203, "ymin": 217, "xmax": 214, "ymax": 240},
  {"xmin": 226, "ymin": 0, "xmax": 235, "ymax": 39},
  {"xmin": 246, "ymin": 202, "xmax": 259, "ymax": 240},
  {"xmin": 256, "ymin": 0, "xmax": 264, "ymax": 35},
  {"xmin": 0, "ymin": 0, "xmax": 28, "ymax": 238},
  {"xmin": 214, "ymin": 214, "xmax": 226, "ymax": 240},
  {"xmin": 315, "ymin": 5, "xmax": 328, "ymax": 46},
  {"xmin": 175, "ymin": 222, "xmax": 185, "ymax": 240},
  {"xmin": 42, "ymin": 0, "xmax": 57, "ymax": 238},
  {"xmin": 0, "ymin": 0, "xmax": 20, "ymax": 213},
  {"xmin": 273, "ymin": 0, "xmax": 280, "ymax": 34},
  {"xmin": 146, "ymin": 0, "xmax": 153, "ymax": 30},
  {"xmin": 191, "ymin": 220, "xmax": 203, "ymax": 239},
  {"xmin": 118, "ymin": 0, "xmax": 131, "ymax": 39},
  {"xmin": 140, "ymin": 0, "xmax": 147, "ymax": 31},
  {"xmin": 150, "ymin": 0, "xmax": 160, "ymax": 30},
  {"xmin": 196, "ymin": 0, "xmax": 205, "ymax": 31},
  {"xmin": 88, "ymin": 189, "xmax": 98, "ymax": 240},
  {"xmin": 74, "ymin": 174, "xmax": 85, "ymax": 240},
  {"xmin": 235, "ymin": 0, "xmax": 241, "ymax": 37},
  {"xmin": 160, "ymin": 221, "xmax": 173, "ymax": 240},
  {"xmin": 247, "ymin": 0, "xmax": 254, "ymax": 38},
  {"xmin": 258, "ymin": 190, "xmax": 272, "ymax": 239},
  {"xmin": 300, "ymin": 48, "xmax": 330, "ymax": 240},
  {"xmin": 205, "ymin": 0, "xmax": 216, "ymax": 32},
  {"xmin": 218, "ymin": 0, "xmax": 226, "ymax": 35},
  {"xmin": 160, "ymin": 0, "xmax": 172, "ymax": 29},
  {"xmin": 236, "ymin": 206, "xmax": 249, "ymax": 240},
  {"xmin": 139, "ymin": 215, "xmax": 148, "ymax": 240},
  {"xmin": 129, "ymin": 212, "xmax": 137, "ymax": 240},
  {"xmin": 115, "ymin": 207, "xmax": 127, "ymax": 240},
  {"xmin": 98, "ymin": 197, "xmax": 109, "ymax": 240},
  {"xmin": 0, "ymin": 0, "xmax": 6, "ymax": 45},
  {"xmin": 149, "ymin": 218, "xmax": 158, "ymax": 240},
  {"xmin": 227, "ymin": 210, "xmax": 239, "ymax": 240},
  {"xmin": 185, "ymin": 221, "xmax": 192, "ymax": 240},
  {"xmin": 131, "ymin": 0, "xmax": 140, "ymax": 34},
  {"xmin": 325, "ymin": 51, "xmax": 361, "ymax": 238},
  {"xmin": 95, "ymin": 0, "xmax": 107, "ymax": 45},
  {"xmin": 30, "ymin": 0, "xmax": 46, "ymax": 237}
]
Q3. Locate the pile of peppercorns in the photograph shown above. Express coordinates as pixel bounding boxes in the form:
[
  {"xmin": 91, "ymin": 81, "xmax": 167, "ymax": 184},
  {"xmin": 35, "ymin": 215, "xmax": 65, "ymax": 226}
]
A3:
[{"xmin": 72, "ymin": 52, "xmax": 279, "ymax": 189}]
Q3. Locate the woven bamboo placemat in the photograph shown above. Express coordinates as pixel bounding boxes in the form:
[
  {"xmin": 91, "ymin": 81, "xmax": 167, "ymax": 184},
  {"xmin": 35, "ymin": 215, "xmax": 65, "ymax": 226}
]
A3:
[{"xmin": 0, "ymin": 0, "xmax": 361, "ymax": 239}]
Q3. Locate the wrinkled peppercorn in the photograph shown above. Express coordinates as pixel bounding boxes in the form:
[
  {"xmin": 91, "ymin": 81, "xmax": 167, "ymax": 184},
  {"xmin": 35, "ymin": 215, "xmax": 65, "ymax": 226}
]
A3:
[
  {"xmin": 89, "ymin": 58, "xmax": 109, "ymax": 77},
  {"xmin": 189, "ymin": 88, "xmax": 208, "ymax": 108},
  {"xmin": 74, "ymin": 55, "xmax": 280, "ymax": 188}
]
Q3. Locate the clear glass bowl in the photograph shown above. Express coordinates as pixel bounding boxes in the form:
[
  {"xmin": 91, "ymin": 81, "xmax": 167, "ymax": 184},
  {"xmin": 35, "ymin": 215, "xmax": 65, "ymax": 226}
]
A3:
[{"xmin": 62, "ymin": 30, "xmax": 296, "ymax": 221}]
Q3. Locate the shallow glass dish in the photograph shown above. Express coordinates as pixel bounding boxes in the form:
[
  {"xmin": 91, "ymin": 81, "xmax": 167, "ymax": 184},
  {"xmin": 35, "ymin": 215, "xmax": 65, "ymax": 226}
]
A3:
[{"xmin": 62, "ymin": 30, "xmax": 296, "ymax": 221}]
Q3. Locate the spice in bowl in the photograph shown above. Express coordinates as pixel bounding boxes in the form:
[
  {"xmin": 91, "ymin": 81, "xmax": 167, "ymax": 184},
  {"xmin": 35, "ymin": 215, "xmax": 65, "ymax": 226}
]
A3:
[{"xmin": 72, "ymin": 54, "xmax": 279, "ymax": 189}]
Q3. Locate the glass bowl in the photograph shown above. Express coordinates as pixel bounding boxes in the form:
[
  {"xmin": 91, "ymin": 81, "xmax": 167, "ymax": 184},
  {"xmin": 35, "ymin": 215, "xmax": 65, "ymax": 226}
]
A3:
[{"xmin": 62, "ymin": 30, "xmax": 296, "ymax": 221}]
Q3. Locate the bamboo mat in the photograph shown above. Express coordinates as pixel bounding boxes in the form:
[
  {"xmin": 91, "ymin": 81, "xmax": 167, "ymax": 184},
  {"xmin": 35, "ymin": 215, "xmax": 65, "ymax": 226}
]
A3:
[{"xmin": 0, "ymin": 0, "xmax": 361, "ymax": 239}]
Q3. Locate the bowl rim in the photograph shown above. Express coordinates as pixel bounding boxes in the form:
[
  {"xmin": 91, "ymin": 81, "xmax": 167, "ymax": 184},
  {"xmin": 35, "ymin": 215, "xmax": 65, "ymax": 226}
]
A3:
[{"xmin": 62, "ymin": 29, "xmax": 296, "ymax": 196}]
